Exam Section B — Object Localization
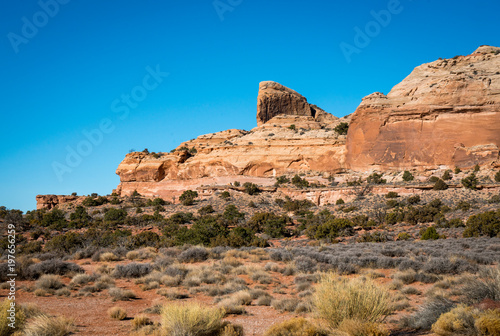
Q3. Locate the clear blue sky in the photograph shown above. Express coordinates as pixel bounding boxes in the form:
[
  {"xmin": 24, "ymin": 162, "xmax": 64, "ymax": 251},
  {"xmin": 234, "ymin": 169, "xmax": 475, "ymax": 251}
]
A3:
[{"xmin": 1, "ymin": 0, "xmax": 499, "ymax": 212}]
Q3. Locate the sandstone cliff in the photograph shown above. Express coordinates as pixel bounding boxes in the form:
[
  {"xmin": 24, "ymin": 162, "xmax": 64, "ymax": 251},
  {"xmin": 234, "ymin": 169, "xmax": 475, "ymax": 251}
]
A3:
[
  {"xmin": 346, "ymin": 45, "xmax": 500, "ymax": 171},
  {"xmin": 115, "ymin": 82, "xmax": 347, "ymax": 197}
]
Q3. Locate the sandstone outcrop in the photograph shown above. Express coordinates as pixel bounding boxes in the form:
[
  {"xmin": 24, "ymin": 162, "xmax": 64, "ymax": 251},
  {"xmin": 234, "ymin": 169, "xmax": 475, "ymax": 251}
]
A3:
[
  {"xmin": 36, "ymin": 195, "xmax": 80, "ymax": 210},
  {"xmin": 257, "ymin": 81, "xmax": 338, "ymax": 126},
  {"xmin": 346, "ymin": 45, "xmax": 500, "ymax": 171}
]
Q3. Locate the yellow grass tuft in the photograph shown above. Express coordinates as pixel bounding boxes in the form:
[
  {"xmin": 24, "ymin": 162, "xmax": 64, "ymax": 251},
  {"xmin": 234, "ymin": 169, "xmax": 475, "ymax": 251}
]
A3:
[{"xmin": 160, "ymin": 302, "xmax": 225, "ymax": 336}]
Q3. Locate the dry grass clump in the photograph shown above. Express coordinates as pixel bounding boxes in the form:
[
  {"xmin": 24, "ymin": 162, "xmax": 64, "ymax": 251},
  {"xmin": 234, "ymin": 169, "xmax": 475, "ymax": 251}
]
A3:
[
  {"xmin": 272, "ymin": 298, "xmax": 301, "ymax": 313},
  {"xmin": 475, "ymin": 309, "xmax": 500, "ymax": 335},
  {"xmin": 263, "ymin": 317, "xmax": 329, "ymax": 336},
  {"xmin": 23, "ymin": 315, "xmax": 75, "ymax": 336},
  {"xmin": 131, "ymin": 315, "xmax": 154, "ymax": 330},
  {"xmin": 313, "ymin": 273, "xmax": 392, "ymax": 328},
  {"xmin": 100, "ymin": 252, "xmax": 120, "ymax": 262},
  {"xmin": 70, "ymin": 273, "xmax": 93, "ymax": 286},
  {"xmin": 108, "ymin": 306, "xmax": 127, "ymax": 320},
  {"xmin": 160, "ymin": 302, "xmax": 225, "ymax": 336},
  {"xmin": 431, "ymin": 305, "xmax": 477, "ymax": 335},
  {"xmin": 337, "ymin": 318, "xmax": 389, "ymax": 336}
]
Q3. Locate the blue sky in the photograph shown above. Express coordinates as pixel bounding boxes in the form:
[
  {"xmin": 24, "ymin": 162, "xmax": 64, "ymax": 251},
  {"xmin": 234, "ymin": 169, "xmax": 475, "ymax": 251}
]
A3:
[{"xmin": 1, "ymin": 0, "xmax": 499, "ymax": 212}]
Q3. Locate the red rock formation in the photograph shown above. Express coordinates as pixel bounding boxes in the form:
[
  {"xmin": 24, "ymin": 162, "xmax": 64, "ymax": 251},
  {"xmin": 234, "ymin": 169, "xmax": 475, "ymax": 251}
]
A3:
[
  {"xmin": 36, "ymin": 195, "xmax": 80, "ymax": 210},
  {"xmin": 346, "ymin": 45, "xmax": 500, "ymax": 171}
]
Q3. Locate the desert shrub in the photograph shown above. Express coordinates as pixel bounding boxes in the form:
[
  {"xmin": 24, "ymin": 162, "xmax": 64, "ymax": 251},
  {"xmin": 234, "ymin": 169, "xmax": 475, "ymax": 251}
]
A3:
[
  {"xmin": 337, "ymin": 319, "xmax": 389, "ymax": 336},
  {"xmin": 313, "ymin": 273, "xmax": 392, "ymax": 328},
  {"xmin": 0, "ymin": 299, "xmax": 26, "ymax": 336},
  {"xmin": 423, "ymin": 257, "xmax": 478, "ymax": 275},
  {"xmin": 23, "ymin": 315, "xmax": 75, "ymax": 336},
  {"xmin": 489, "ymin": 195, "xmax": 500, "ymax": 204},
  {"xmin": 442, "ymin": 170, "xmax": 452, "ymax": 181},
  {"xmin": 108, "ymin": 307, "xmax": 127, "ymax": 320},
  {"xmin": 113, "ymin": 263, "xmax": 152, "ymax": 278},
  {"xmin": 271, "ymin": 298, "xmax": 301, "ymax": 312},
  {"xmin": 311, "ymin": 218, "xmax": 354, "ymax": 240},
  {"xmin": 82, "ymin": 195, "xmax": 108, "ymax": 207},
  {"xmin": 447, "ymin": 218, "xmax": 465, "ymax": 228},
  {"xmin": 474, "ymin": 164, "xmax": 481, "ymax": 172},
  {"xmin": 334, "ymin": 122, "xmax": 349, "ymax": 135},
  {"xmin": 433, "ymin": 179, "xmax": 448, "ymax": 190},
  {"xmin": 396, "ymin": 232, "xmax": 411, "ymax": 241},
  {"xmin": 69, "ymin": 205, "xmax": 91, "ymax": 228},
  {"xmin": 495, "ymin": 171, "xmax": 500, "ymax": 183},
  {"xmin": 357, "ymin": 232, "xmax": 389, "ymax": 243},
  {"xmin": 70, "ymin": 273, "xmax": 93, "ymax": 286},
  {"xmin": 269, "ymin": 249, "xmax": 294, "ymax": 262},
  {"xmin": 385, "ymin": 192, "xmax": 399, "ymax": 199},
  {"xmin": 336, "ymin": 198, "xmax": 345, "ymax": 205},
  {"xmin": 39, "ymin": 208, "xmax": 68, "ymax": 230},
  {"xmin": 178, "ymin": 247, "xmax": 209, "ymax": 263},
  {"xmin": 36, "ymin": 275, "xmax": 64, "ymax": 290},
  {"xmin": 402, "ymin": 171, "xmax": 414, "ymax": 182},
  {"xmin": 475, "ymin": 309, "xmax": 500, "ymax": 335},
  {"xmin": 400, "ymin": 296, "xmax": 455, "ymax": 330},
  {"xmin": 44, "ymin": 232, "xmax": 84, "ymax": 253},
  {"xmin": 243, "ymin": 182, "xmax": 260, "ymax": 195},
  {"xmin": 295, "ymin": 256, "xmax": 317, "ymax": 273},
  {"xmin": 460, "ymin": 267, "xmax": 500, "ymax": 304},
  {"xmin": 127, "ymin": 231, "xmax": 160, "ymax": 249},
  {"xmin": 367, "ymin": 173, "xmax": 386, "ymax": 185},
  {"xmin": 179, "ymin": 190, "xmax": 198, "ymax": 205},
  {"xmin": 463, "ymin": 209, "xmax": 500, "ymax": 237},
  {"xmin": 407, "ymin": 195, "xmax": 421, "ymax": 205},
  {"xmin": 104, "ymin": 208, "xmax": 127, "ymax": 223},
  {"xmin": 246, "ymin": 212, "xmax": 291, "ymax": 238},
  {"xmin": 431, "ymin": 305, "xmax": 477, "ymax": 336},
  {"xmin": 199, "ymin": 205, "xmax": 215, "ymax": 215},
  {"xmin": 420, "ymin": 226, "xmax": 441, "ymax": 240},
  {"xmin": 292, "ymin": 175, "xmax": 310, "ymax": 188},
  {"xmin": 275, "ymin": 175, "xmax": 290, "ymax": 185},
  {"xmin": 27, "ymin": 259, "xmax": 83, "ymax": 280},
  {"xmin": 264, "ymin": 317, "xmax": 329, "ymax": 336},
  {"xmin": 100, "ymin": 252, "xmax": 119, "ymax": 262},
  {"xmin": 462, "ymin": 173, "xmax": 478, "ymax": 190},
  {"xmin": 108, "ymin": 287, "xmax": 137, "ymax": 301},
  {"xmin": 220, "ymin": 191, "xmax": 231, "ymax": 200},
  {"xmin": 160, "ymin": 302, "xmax": 225, "ymax": 336},
  {"xmin": 455, "ymin": 167, "xmax": 462, "ymax": 174}
]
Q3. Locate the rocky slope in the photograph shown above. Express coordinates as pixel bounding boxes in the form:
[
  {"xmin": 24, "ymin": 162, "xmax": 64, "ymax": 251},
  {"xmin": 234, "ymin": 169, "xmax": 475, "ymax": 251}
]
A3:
[{"xmin": 346, "ymin": 45, "xmax": 500, "ymax": 171}]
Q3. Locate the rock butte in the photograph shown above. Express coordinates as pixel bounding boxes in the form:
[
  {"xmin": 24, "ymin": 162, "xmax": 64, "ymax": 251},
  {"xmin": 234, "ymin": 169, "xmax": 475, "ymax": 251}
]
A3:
[
  {"xmin": 36, "ymin": 46, "xmax": 500, "ymax": 206},
  {"xmin": 113, "ymin": 46, "xmax": 500, "ymax": 199}
]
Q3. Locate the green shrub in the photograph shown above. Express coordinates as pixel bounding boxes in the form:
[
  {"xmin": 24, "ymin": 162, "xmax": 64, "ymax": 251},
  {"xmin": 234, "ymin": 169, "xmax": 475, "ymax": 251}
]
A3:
[
  {"xmin": 474, "ymin": 164, "xmax": 480, "ymax": 172},
  {"xmin": 40, "ymin": 208, "xmax": 68, "ymax": 230},
  {"xmin": 220, "ymin": 191, "xmax": 230, "ymax": 200},
  {"xmin": 334, "ymin": 122, "xmax": 349, "ymax": 135},
  {"xmin": 275, "ymin": 175, "xmax": 290, "ymax": 185},
  {"xmin": 104, "ymin": 208, "xmax": 127, "ymax": 223},
  {"xmin": 462, "ymin": 173, "xmax": 478, "ymax": 190},
  {"xmin": 454, "ymin": 167, "xmax": 462, "ymax": 174},
  {"xmin": 82, "ymin": 195, "xmax": 108, "ymax": 207},
  {"xmin": 397, "ymin": 232, "xmax": 411, "ymax": 241},
  {"xmin": 385, "ymin": 192, "xmax": 399, "ymax": 199},
  {"xmin": 291, "ymin": 175, "xmax": 309, "ymax": 188},
  {"xmin": 233, "ymin": 181, "xmax": 240, "ymax": 187},
  {"xmin": 243, "ymin": 182, "xmax": 260, "ymax": 195},
  {"xmin": 336, "ymin": 198, "xmax": 345, "ymax": 205},
  {"xmin": 402, "ymin": 171, "xmax": 414, "ymax": 182},
  {"xmin": 442, "ymin": 170, "xmax": 452, "ymax": 181},
  {"xmin": 420, "ymin": 226, "xmax": 441, "ymax": 240},
  {"xmin": 463, "ymin": 209, "xmax": 500, "ymax": 237},
  {"xmin": 433, "ymin": 179, "xmax": 448, "ymax": 190},
  {"xmin": 313, "ymin": 274, "xmax": 392, "ymax": 327},
  {"xmin": 495, "ymin": 171, "xmax": 500, "ymax": 183},
  {"xmin": 45, "ymin": 232, "xmax": 84, "ymax": 253},
  {"xmin": 179, "ymin": 190, "xmax": 198, "ymax": 206},
  {"xmin": 288, "ymin": 124, "xmax": 296, "ymax": 130},
  {"xmin": 198, "ymin": 205, "xmax": 215, "ymax": 215},
  {"xmin": 312, "ymin": 218, "xmax": 353, "ymax": 240},
  {"xmin": 367, "ymin": 173, "xmax": 386, "ymax": 185},
  {"xmin": 407, "ymin": 195, "xmax": 421, "ymax": 205}
]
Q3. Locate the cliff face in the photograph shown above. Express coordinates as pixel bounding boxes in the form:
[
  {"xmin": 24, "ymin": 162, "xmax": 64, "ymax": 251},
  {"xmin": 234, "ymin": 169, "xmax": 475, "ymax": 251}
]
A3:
[
  {"xmin": 115, "ymin": 82, "xmax": 347, "ymax": 197},
  {"xmin": 346, "ymin": 45, "xmax": 500, "ymax": 171}
]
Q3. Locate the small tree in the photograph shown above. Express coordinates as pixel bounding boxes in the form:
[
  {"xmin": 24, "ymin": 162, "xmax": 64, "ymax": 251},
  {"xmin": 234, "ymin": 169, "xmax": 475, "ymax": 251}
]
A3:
[
  {"xmin": 179, "ymin": 190, "xmax": 198, "ymax": 206},
  {"xmin": 243, "ymin": 182, "xmax": 260, "ymax": 195},
  {"xmin": 442, "ymin": 170, "xmax": 452, "ymax": 181},
  {"xmin": 334, "ymin": 122, "xmax": 349, "ymax": 135},
  {"xmin": 454, "ymin": 167, "xmax": 462, "ymax": 174},
  {"xmin": 402, "ymin": 171, "xmax": 414, "ymax": 182},
  {"xmin": 291, "ymin": 175, "xmax": 309, "ymax": 188},
  {"xmin": 420, "ymin": 226, "xmax": 441, "ymax": 240},
  {"xmin": 433, "ymin": 178, "xmax": 448, "ymax": 190},
  {"xmin": 276, "ymin": 175, "xmax": 290, "ymax": 185},
  {"xmin": 288, "ymin": 124, "xmax": 296, "ymax": 130},
  {"xmin": 462, "ymin": 173, "xmax": 478, "ymax": 190},
  {"xmin": 367, "ymin": 173, "xmax": 386, "ymax": 185},
  {"xmin": 473, "ymin": 164, "xmax": 480, "ymax": 172}
]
